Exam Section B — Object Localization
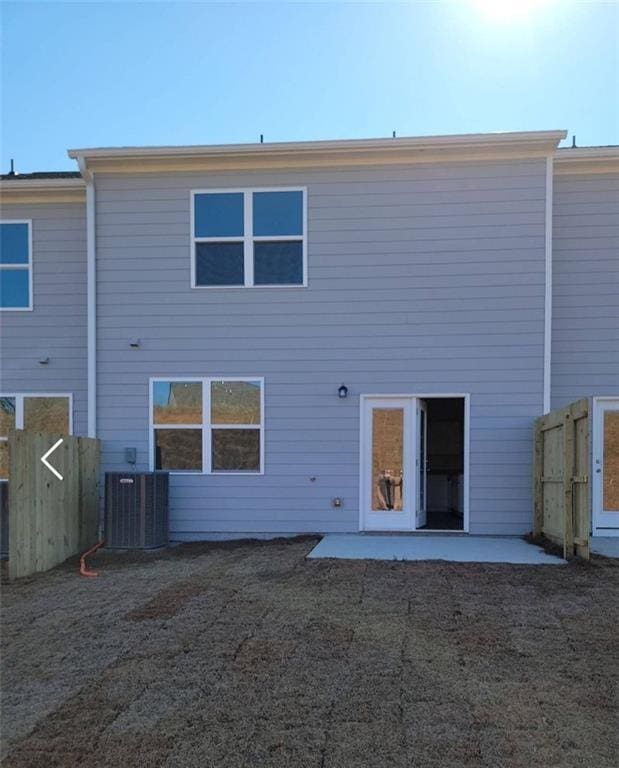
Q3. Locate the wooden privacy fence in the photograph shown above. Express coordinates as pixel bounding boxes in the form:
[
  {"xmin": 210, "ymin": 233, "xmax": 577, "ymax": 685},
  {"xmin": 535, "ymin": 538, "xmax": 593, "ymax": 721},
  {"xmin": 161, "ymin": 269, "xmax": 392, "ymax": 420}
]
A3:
[
  {"xmin": 8, "ymin": 430, "xmax": 100, "ymax": 579},
  {"xmin": 533, "ymin": 399, "xmax": 590, "ymax": 559}
]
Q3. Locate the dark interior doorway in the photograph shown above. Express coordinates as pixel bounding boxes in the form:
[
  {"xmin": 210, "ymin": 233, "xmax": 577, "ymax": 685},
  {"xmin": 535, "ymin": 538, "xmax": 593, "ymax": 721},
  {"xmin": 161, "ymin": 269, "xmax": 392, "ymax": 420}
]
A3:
[{"xmin": 421, "ymin": 398, "xmax": 465, "ymax": 530}]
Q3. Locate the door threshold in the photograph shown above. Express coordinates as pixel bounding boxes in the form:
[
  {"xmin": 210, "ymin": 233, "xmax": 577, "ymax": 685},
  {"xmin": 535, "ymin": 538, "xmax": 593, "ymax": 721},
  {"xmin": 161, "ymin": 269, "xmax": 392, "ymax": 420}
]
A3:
[{"xmin": 360, "ymin": 529, "xmax": 467, "ymax": 536}]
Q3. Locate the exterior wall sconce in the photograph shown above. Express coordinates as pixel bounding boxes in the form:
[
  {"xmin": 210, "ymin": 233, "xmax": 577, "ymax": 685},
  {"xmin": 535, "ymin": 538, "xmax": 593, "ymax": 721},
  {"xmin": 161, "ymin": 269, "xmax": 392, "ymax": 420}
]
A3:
[
  {"xmin": 39, "ymin": 357, "xmax": 50, "ymax": 365},
  {"xmin": 338, "ymin": 384, "xmax": 348, "ymax": 399},
  {"xmin": 129, "ymin": 339, "xmax": 141, "ymax": 348}
]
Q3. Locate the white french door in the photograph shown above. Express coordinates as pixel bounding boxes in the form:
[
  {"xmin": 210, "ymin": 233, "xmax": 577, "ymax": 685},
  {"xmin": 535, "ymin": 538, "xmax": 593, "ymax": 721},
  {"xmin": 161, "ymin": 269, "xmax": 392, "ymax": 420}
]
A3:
[
  {"xmin": 360, "ymin": 396, "xmax": 427, "ymax": 532},
  {"xmin": 593, "ymin": 398, "xmax": 619, "ymax": 535}
]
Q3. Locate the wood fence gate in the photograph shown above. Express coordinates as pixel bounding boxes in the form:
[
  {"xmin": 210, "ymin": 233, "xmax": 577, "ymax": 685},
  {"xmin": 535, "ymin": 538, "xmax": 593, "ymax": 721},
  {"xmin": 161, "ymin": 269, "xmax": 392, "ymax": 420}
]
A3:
[
  {"xmin": 533, "ymin": 399, "xmax": 590, "ymax": 559},
  {"xmin": 8, "ymin": 430, "xmax": 100, "ymax": 579}
]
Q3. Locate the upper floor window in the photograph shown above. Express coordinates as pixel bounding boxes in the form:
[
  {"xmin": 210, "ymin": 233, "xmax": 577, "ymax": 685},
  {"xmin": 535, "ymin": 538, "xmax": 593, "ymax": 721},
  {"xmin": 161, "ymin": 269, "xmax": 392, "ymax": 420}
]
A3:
[
  {"xmin": 191, "ymin": 188, "xmax": 307, "ymax": 288},
  {"xmin": 0, "ymin": 221, "xmax": 32, "ymax": 310}
]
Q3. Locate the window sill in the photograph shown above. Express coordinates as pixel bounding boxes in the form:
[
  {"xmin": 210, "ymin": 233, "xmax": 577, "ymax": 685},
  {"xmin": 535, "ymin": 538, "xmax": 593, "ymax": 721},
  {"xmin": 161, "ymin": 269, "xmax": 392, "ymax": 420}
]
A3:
[
  {"xmin": 153, "ymin": 470, "xmax": 264, "ymax": 476},
  {"xmin": 191, "ymin": 284, "xmax": 308, "ymax": 290}
]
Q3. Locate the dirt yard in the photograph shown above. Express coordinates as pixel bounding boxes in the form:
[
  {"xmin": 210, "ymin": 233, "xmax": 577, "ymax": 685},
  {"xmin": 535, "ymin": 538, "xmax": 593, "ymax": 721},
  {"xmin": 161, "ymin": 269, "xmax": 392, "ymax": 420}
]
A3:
[{"xmin": 1, "ymin": 538, "xmax": 617, "ymax": 768}]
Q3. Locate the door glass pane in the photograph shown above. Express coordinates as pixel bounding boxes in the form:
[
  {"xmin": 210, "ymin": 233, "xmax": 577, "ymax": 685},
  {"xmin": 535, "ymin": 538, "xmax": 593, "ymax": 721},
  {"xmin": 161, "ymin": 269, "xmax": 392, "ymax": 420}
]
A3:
[
  {"xmin": 372, "ymin": 408, "xmax": 404, "ymax": 512},
  {"xmin": 24, "ymin": 397, "xmax": 69, "ymax": 433},
  {"xmin": 603, "ymin": 411, "xmax": 619, "ymax": 510}
]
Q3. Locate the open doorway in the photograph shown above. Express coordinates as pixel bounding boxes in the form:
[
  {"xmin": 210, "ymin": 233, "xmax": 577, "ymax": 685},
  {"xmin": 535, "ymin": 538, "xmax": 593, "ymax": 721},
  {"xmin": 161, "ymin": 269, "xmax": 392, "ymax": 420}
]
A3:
[
  {"xmin": 359, "ymin": 394, "xmax": 468, "ymax": 532},
  {"xmin": 421, "ymin": 398, "xmax": 465, "ymax": 531}
]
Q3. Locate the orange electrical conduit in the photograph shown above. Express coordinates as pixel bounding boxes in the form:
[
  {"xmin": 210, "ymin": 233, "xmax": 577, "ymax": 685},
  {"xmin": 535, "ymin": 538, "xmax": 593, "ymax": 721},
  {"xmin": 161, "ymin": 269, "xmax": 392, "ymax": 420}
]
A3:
[{"xmin": 80, "ymin": 540, "xmax": 105, "ymax": 577}]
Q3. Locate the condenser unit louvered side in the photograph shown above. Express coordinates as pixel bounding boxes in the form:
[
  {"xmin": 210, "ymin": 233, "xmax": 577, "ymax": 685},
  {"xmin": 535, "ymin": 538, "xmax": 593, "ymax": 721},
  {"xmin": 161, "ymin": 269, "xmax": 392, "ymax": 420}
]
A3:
[{"xmin": 105, "ymin": 472, "xmax": 169, "ymax": 549}]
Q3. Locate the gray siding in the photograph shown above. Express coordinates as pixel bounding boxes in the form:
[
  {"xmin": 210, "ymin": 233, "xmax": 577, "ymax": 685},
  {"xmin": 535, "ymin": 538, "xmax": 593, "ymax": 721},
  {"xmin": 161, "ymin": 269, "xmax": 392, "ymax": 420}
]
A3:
[
  {"xmin": 551, "ymin": 173, "xmax": 619, "ymax": 410},
  {"xmin": 0, "ymin": 203, "xmax": 88, "ymax": 436},
  {"xmin": 95, "ymin": 159, "xmax": 547, "ymax": 537}
]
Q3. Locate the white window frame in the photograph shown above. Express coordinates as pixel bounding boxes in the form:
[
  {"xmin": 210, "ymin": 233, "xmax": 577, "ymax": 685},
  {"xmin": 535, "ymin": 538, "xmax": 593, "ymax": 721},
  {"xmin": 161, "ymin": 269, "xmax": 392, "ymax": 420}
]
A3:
[
  {"xmin": 149, "ymin": 377, "xmax": 265, "ymax": 475},
  {"xmin": 0, "ymin": 393, "xmax": 73, "ymax": 481},
  {"xmin": 0, "ymin": 219, "xmax": 33, "ymax": 311},
  {"xmin": 190, "ymin": 188, "xmax": 308, "ymax": 289}
]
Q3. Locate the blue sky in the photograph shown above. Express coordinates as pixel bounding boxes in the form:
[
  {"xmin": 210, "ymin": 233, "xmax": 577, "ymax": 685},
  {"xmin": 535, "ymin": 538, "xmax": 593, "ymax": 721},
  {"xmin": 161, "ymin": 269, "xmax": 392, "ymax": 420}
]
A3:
[{"xmin": 1, "ymin": 1, "xmax": 618, "ymax": 172}]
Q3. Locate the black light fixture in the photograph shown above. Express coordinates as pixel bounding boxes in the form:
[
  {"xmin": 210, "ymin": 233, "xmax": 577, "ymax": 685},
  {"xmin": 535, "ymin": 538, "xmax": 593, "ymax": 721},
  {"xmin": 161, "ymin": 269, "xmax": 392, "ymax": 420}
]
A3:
[{"xmin": 338, "ymin": 384, "xmax": 348, "ymax": 399}]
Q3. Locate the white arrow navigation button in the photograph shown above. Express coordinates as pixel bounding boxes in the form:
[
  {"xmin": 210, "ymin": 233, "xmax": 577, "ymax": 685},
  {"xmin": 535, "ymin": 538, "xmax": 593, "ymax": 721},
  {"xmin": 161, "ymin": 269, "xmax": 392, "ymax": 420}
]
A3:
[{"xmin": 41, "ymin": 438, "xmax": 64, "ymax": 481}]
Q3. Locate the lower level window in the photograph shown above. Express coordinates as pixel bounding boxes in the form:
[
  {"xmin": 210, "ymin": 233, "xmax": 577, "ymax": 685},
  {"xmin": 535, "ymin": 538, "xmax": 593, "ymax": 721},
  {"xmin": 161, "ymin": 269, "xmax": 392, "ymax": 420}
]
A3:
[
  {"xmin": 0, "ymin": 394, "xmax": 72, "ymax": 480},
  {"xmin": 151, "ymin": 378, "xmax": 263, "ymax": 473}
]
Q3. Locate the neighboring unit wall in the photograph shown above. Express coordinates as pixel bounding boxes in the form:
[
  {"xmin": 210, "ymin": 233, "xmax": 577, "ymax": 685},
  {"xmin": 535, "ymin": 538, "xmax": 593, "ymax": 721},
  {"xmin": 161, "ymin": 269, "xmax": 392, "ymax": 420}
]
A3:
[
  {"xmin": 95, "ymin": 159, "xmax": 547, "ymax": 538},
  {"xmin": 551, "ymin": 172, "xmax": 619, "ymax": 410},
  {"xmin": 0, "ymin": 203, "xmax": 88, "ymax": 435}
]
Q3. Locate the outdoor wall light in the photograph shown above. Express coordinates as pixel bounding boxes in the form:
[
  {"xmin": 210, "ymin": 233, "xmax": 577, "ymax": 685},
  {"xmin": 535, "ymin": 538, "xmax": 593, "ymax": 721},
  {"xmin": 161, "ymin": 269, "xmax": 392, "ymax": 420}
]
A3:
[
  {"xmin": 338, "ymin": 384, "xmax": 348, "ymax": 399},
  {"xmin": 39, "ymin": 357, "xmax": 50, "ymax": 365},
  {"xmin": 129, "ymin": 339, "xmax": 141, "ymax": 348}
]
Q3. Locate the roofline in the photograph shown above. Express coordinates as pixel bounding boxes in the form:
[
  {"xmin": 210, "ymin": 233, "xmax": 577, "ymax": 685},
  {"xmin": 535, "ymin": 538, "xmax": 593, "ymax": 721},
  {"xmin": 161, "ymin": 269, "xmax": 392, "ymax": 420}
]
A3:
[
  {"xmin": 555, "ymin": 146, "xmax": 619, "ymax": 161},
  {"xmin": 0, "ymin": 177, "xmax": 84, "ymax": 191},
  {"xmin": 554, "ymin": 146, "xmax": 619, "ymax": 174},
  {"xmin": 0, "ymin": 176, "xmax": 85, "ymax": 204},
  {"xmin": 68, "ymin": 130, "xmax": 567, "ymax": 161}
]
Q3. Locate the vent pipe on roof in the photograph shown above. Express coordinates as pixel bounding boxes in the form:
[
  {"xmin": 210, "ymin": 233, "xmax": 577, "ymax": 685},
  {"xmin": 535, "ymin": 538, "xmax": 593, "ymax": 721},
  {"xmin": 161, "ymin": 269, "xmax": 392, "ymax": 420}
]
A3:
[
  {"xmin": 8, "ymin": 159, "xmax": 15, "ymax": 176},
  {"xmin": 260, "ymin": 134, "xmax": 264, "ymax": 144},
  {"xmin": 571, "ymin": 135, "xmax": 577, "ymax": 148},
  {"xmin": 392, "ymin": 130, "xmax": 396, "ymax": 138}
]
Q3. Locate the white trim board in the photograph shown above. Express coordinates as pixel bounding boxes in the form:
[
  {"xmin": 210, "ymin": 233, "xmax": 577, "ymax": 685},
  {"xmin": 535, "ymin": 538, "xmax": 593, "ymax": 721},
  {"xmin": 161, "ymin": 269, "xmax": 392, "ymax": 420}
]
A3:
[
  {"xmin": 543, "ymin": 155, "xmax": 553, "ymax": 414},
  {"xmin": 85, "ymin": 179, "xmax": 96, "ymax": 438}
]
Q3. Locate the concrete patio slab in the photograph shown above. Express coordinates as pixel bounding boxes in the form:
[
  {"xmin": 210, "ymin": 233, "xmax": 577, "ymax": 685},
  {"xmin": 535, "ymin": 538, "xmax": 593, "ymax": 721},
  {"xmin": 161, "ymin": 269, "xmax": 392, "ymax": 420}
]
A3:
[{"xmin": 307, "ymin": 534, "xmax": 566, "ymax": 564}]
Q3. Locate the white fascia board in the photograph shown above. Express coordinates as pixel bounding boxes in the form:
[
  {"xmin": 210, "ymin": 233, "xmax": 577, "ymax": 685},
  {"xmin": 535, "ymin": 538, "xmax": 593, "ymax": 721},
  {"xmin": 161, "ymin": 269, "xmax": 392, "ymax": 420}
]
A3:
[
  {"xmin": 0, "ymin": 178, "xmax": 84, "ymax": 192},
  {"xmin": 68, "ymin": 130, "xmax": 568, "ymax": 161}
]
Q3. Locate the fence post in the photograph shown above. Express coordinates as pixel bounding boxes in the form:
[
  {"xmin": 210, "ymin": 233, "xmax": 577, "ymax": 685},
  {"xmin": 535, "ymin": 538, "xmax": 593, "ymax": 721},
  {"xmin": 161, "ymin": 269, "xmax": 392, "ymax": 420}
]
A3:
[{"xmin": 563, "ymin": 411, "xmax": 575, "ymax": 559}]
